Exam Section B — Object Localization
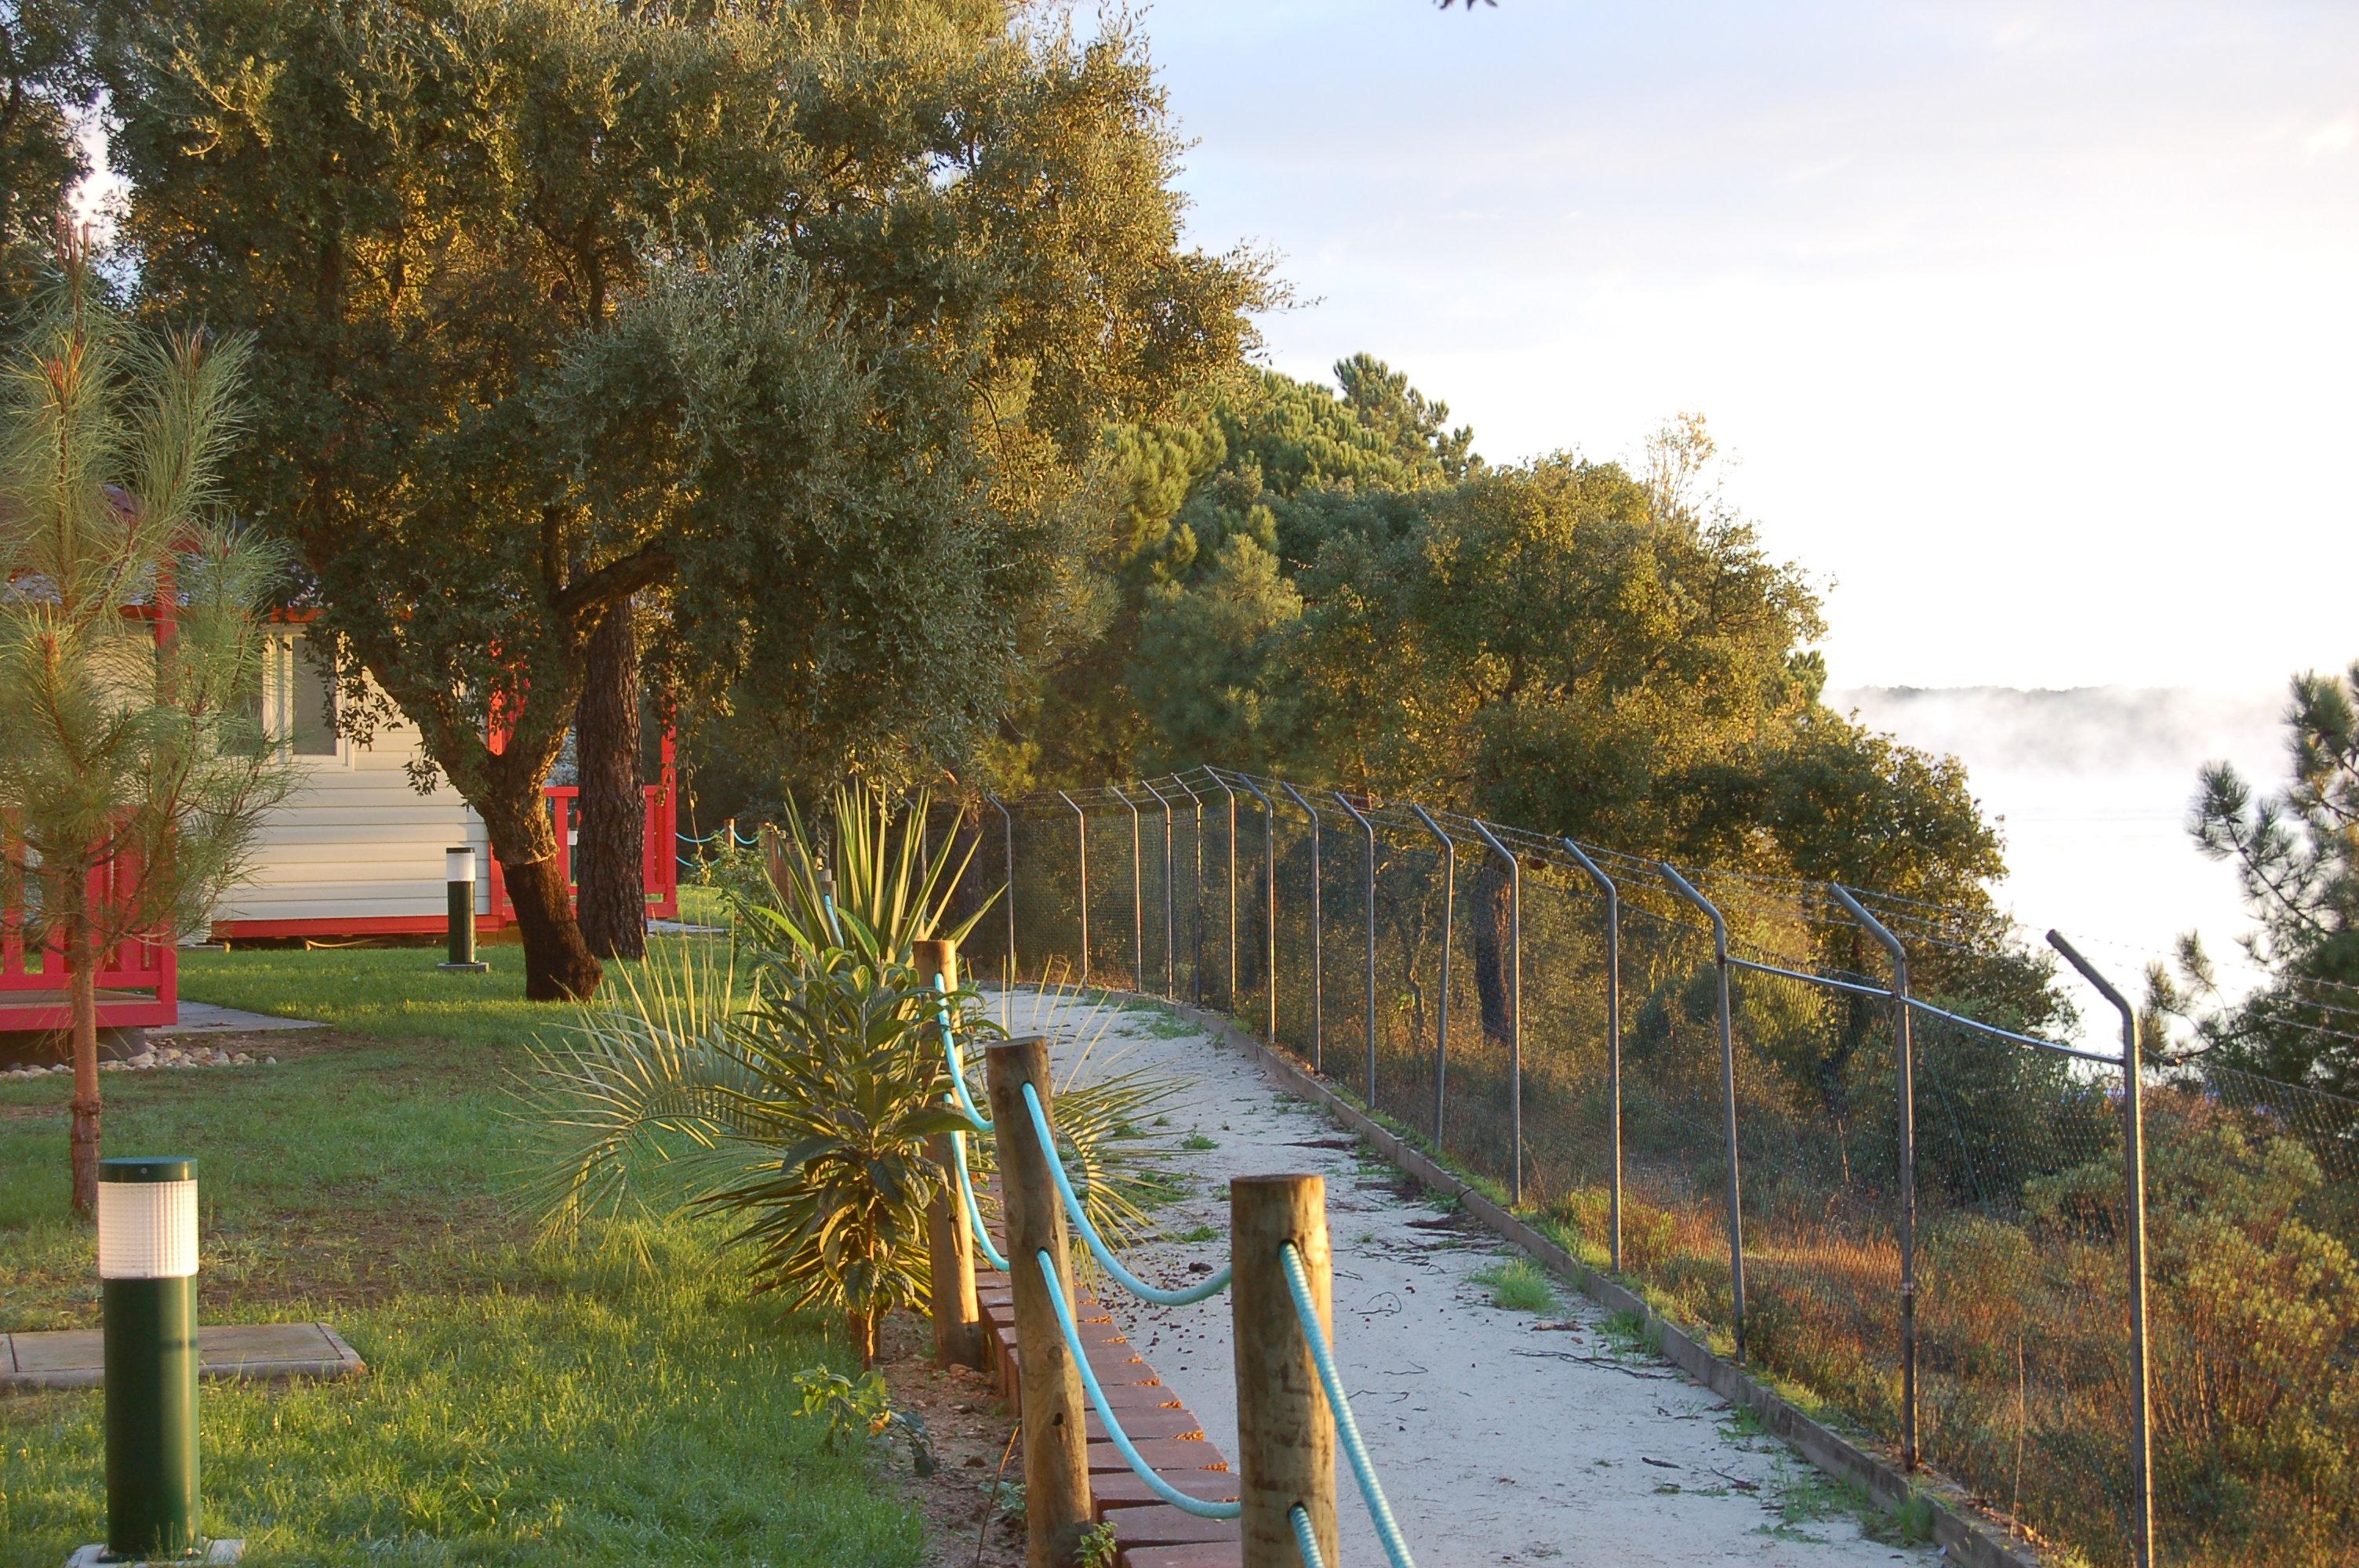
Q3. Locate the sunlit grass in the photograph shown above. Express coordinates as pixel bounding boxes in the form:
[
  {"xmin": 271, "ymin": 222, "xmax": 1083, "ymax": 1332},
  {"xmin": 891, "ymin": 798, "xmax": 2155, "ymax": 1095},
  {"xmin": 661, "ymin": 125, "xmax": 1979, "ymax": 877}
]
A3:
[{"xmin": 0, "ymin": 945, "xmax": 921, "ymax": 1567}]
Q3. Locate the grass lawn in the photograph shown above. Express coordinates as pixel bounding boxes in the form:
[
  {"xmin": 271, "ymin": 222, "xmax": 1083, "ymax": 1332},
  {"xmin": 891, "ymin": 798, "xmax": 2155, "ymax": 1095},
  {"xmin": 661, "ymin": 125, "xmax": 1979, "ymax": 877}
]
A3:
[{"xmin": 0, "ymin": 944, "xmax": 922, "ymax": 1567}]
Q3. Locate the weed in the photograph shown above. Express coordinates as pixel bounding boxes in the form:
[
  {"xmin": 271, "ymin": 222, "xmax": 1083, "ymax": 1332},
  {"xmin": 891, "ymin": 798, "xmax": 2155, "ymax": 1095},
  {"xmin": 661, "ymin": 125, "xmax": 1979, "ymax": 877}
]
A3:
[
  {"xmin": 1169, "ymin": 1223, "xmax": 1221, "ymax": 1244},
  {"xmin": 1868, "ymin": 1490, "xmax": 1939, "ymax": 1547},
  {"xmin": 793, "ymin": 1366, "xmax": 936, "ymax": 1475},
  {"xmin": 1180, "ymin": 1131, "xmax": 1218, "ymax": 1151},
  {"xmin": 1470, "ymin": 1258, "xmax": 1557, "ymax": 1313},
  {"xmin": 1078, "ymin": 1520, "xmax": 1121, "ymax": 1568},
  {"xmin": 1598, "ymin": 1307, "xmax": 1652, "ymax": 1353}
]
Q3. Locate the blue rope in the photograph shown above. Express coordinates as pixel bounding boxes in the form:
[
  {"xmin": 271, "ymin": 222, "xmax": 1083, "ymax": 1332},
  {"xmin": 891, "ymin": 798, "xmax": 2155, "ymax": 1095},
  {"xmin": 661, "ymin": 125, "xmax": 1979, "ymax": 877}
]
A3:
[
  {"xmin": 1283, "ymin": 1242, "xmax": 1417, "ymax": 1568},
  {"xmin": 677, "ymin": 829, "xmax": 719, "ymax": 846},
  {"xmin": 1033, "ymin": 1249, "xmax": 1242, "ymax": 1521},
  {"xmin": 1020, "ymin": 1081, "xmax": 1232, "ymax": 1307},
  {"xmin": 1290, "ymin": 1504, "xmax": 1326, "ymax": 1568},
  {"xmin": 955, "ymin": 1131, "xmax": 1009, "ymax": 1272},
  {"xmin": 731, "ymin": 826, "xmax": 761, "ymax": 846},
  {"xmin": 934, "ymin": 975, "xmax": 990, "ymax": 1129}
]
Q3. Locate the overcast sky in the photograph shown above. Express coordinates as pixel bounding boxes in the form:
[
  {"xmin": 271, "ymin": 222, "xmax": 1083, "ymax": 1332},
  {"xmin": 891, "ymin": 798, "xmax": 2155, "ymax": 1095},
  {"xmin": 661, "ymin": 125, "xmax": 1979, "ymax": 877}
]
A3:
[{"xmin": 1130, "ymin": 2, "xmax": 2359, "ymax": 691}]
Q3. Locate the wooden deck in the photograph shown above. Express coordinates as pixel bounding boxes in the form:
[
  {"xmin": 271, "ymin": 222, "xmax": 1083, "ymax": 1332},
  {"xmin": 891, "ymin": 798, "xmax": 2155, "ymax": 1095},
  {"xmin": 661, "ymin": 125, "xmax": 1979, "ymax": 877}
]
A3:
[{"xmin": 974, "ymin": 1268, "xmax": 1242, "ymax": 1568}]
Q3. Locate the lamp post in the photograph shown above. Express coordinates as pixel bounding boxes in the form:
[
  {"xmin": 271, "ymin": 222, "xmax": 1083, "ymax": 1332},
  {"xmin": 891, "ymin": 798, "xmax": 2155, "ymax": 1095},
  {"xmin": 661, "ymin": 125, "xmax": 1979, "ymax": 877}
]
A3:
[
  {"xmin": 438, "ymin": 848, "xmax": 488, "ymax": 972},
  {"xmin": 75, "ymin": 1156, "xmax": 241, "ymax": 1566}
]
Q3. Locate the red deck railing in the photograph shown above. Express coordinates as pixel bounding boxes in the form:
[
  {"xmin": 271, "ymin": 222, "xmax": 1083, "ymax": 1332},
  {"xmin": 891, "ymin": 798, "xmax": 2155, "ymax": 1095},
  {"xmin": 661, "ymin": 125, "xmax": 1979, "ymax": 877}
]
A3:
[{"xmin": 0, "ymin": 855, "xmax": 180, "ymax": 1030}]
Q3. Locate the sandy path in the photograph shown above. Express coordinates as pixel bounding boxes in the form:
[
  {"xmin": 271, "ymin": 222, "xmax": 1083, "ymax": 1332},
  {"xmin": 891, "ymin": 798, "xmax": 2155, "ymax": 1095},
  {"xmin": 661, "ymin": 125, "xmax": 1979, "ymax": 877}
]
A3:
[{"xmin": 1003, "ymin": 988, "xmax": 1936, "ymax": 1568}]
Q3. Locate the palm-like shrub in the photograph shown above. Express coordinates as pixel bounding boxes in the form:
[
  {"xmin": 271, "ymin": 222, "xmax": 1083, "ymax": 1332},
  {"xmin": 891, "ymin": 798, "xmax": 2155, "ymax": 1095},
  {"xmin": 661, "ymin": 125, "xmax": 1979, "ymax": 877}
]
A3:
[
  {"xmin": 714, "ymin": 944, "xmax": 976, "ymax": 1363},
  {"xmin": 750, "ymin": 784, "xmax": 985, "ymax": 961},
  {"xmin": 524, "ymin": 784, "xmax": 1183, "ymax": 1363}
]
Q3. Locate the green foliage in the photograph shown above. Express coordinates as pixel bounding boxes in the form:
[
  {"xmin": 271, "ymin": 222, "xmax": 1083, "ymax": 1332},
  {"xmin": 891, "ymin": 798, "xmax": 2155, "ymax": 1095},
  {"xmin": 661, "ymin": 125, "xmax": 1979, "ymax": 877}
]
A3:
[
  {"xmin": 0, "ymin": 247, "xmax": 294, "ymax": 1206},
  {"xmin": 524, "ymin": 800, "xmax": 1183, "ymax": 1362},
  {"xmin": 1470, "ymin": 1257, "xmax": 1556, "ymax": 1312},
  {"xmin": 0, "ymin": 254, "xmax": 289, "ymax": 949},
  {"xmin": 522, "ymin": 929, "xmax": 972, "ymax": 1364},
  {"xmin": 1077, "ymin": 1519, "xmax": 1121, "ymax": 1568},
  {"xmin": 2152, "ymin": 661, "xmax": 2359, "ymax": 1094},
  {"xmin": 0, "ymin": 0, "xmax": 96, "ymax": 324},
  {"xmin": 792, "ymin": 1366, "xmax": 936, "ymax": 1476},
  {"xmin": 743, "ymin": 783, "xmax": 988, "ymax": 964},
  {"xmin": 102, "ymin": 0, "xmax": 1271, "ymax": 984}
]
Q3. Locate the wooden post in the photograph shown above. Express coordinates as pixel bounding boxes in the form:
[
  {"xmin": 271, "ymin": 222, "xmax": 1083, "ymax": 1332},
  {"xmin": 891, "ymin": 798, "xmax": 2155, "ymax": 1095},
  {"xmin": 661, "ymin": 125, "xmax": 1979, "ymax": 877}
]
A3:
[
  {"xmin": 1232, "ymin": 1174, "xmax": 1338, "ymax": 1568},
  {"xmin": 918, "ymin": 938, "xmax": 983, "ymax": 1371},
  {"xmin": 985, "ymin": 1037, "xmax": 1093, "ymax": 1568}
]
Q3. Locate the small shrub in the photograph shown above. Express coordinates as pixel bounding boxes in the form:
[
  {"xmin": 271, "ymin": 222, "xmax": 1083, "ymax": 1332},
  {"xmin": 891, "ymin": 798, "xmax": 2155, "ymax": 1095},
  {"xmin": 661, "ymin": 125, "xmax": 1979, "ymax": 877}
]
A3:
[
  {"xmin": 1180, "ymin": 1131, "xmax": 1218, "ymax": 1151},
  {"xmin": 793, "ymin": 1366, "xmax": 936, "ymax": 1475},
  {"xmin": 1078, "ymin": 1520, "xmax": 1121, "ymax": 1568}
]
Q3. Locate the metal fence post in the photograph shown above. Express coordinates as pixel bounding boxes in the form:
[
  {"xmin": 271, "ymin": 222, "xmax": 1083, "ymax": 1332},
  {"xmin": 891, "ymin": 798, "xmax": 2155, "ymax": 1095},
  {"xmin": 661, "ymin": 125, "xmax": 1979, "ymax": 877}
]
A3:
[
  {"xmin": 1408, "ymin": 805, "xmax": 1456, "ymax": 1148},
  {"xmin": 1468, "ymin": 818, "xmax": 1522, "ymax": 1207},
  {"xmin": 1561, "ymin": 839, "xmax": 1622, "ymax": 1272},
  {"xmin": 2048, "ymin": 931, "xmax": 2154, "ymax": 1568},
  {"xmin": 1140, "ymin": 779, "xmax": 1177, "ymax": 996},
  {"xmin": 1056, "ymin": 789, "xmax": 1088, "ymax": 985},
  {"xmin": 1177, "ymin": 775, "xmax": 1205, "ymax": 1005},
  {"xmin": 1121, "ymin": 786, "xmax": 1144, "ymax": 989},
  {"xmin": 1334, "ymin": 792, "xmax": 1379, "ymax": 1109},
  {"xmin": 1279, "ymin": 782, "xmax": 1324, "ymax": 1073},
  {"xmin": 986, "ymin": 793, "xmax": 1016, "ymax": 982},
  {"xmin": 1239, "ymin": 777, "xmax": 1278, "ymax": 1046},
  {"xmin": 1214, "ymin": 773, "xmax": 1239, "ymax": 1011},
  {"xmin": 1832, "ymin": 885, "xmax": 1917, "ymax": 1472},
  {"xmin": 1659, "ymin": 862, "xmax": 1747, "ymax": 1363}
]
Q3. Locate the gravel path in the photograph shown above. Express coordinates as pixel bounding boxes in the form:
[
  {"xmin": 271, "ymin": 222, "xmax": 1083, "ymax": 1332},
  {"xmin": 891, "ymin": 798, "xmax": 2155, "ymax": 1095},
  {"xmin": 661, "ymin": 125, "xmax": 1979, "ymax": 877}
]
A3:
[{"xmin": 1002, "ymin": 986, "xmax": 1938, "ymax": 1568}]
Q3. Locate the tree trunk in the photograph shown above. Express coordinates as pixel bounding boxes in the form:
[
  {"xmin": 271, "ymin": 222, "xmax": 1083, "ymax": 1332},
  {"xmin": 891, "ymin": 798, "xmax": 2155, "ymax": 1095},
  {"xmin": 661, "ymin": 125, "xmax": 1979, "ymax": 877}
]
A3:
[
  {"xmin": 480, "ymin": 788, "xmax": 603, "ymax": 1001},
  {"xmin": 575, "ymin": 602, "xmax": 646, "ymax": 961},
  {"xmin": 1471, "ymin": 865, "xmax": 1512, "ymax": 1044},
  {"xmin": 68, "ymin": 913, "xmax": 101, "ymax": 1218}
]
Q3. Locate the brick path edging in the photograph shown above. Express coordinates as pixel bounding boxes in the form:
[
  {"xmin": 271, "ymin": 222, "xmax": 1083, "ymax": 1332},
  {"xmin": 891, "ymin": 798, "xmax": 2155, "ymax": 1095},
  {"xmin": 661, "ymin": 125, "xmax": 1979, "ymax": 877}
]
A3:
[{"xmin": 974, "ymin": 1269, "xmax": 1243, "ymax": 1568}]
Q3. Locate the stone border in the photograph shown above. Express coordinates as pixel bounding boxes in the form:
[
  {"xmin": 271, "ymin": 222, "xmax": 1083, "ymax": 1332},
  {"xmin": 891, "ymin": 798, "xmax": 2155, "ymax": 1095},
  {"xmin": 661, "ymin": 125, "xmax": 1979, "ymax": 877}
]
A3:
[{"xmin": 1161, "ymin": 997, "xmax": 2048, "ymax": 1568}]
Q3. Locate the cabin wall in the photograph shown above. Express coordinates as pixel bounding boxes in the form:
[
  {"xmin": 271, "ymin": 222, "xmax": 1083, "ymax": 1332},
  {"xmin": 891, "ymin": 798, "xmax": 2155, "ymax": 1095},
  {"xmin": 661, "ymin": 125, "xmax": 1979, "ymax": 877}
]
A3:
[{"xmin": 209, "ymin": 632, "xmax": 489, "ymax": 932}]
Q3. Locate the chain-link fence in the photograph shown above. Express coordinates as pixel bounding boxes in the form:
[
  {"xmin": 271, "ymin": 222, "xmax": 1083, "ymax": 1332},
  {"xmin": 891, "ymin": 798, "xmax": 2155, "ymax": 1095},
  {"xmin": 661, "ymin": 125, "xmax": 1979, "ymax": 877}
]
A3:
[{"xmin": 940, "ymin": 766, "xmax": 2357, "ymax": 1568}]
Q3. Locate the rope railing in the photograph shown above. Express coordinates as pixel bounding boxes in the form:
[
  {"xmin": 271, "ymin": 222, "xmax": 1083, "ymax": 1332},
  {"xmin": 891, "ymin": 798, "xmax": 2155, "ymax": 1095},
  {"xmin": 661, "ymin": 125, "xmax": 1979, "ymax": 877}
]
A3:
[
  {"xmin": 1283, "ymin": 1241, "xmax": 1418, "ymax": 1568},
  {"xmin": 1033, "ymin": 1246, "xmax": 1245, "ymax": 1520},
  {"xmin": 1020, "ymin": 1080, "xmax": 1233, "ymax": 1307},
  {"xmin": 921, "ymin": 987, "xmax": 1420, "ymax": 1568}
]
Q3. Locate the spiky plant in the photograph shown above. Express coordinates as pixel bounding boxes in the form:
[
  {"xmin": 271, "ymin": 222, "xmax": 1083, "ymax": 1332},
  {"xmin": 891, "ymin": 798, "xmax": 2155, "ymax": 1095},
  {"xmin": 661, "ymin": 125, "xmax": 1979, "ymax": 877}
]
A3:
[
  {"xmin": 522, "ymin": 799, "xmax": 1187, "ymax": 1355},
  {"xmin": 750, "ymin": 783, "xmax": 988, "ymax": 963}
]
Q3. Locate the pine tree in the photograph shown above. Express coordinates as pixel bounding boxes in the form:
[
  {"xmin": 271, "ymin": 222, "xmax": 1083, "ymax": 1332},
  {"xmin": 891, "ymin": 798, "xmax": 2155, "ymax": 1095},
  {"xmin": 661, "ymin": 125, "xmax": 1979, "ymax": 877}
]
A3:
[{"xmin": 0, "ymin": 239, "xmax": 290, "ymax": 1214}]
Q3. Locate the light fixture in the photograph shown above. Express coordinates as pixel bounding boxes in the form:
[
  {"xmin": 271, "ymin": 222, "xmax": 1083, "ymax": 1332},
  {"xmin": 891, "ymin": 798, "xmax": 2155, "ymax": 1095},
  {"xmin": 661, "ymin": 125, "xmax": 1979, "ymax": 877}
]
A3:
[{"xmin": 438, "ymin": 846, "xmax": 489, "ymax": 973}]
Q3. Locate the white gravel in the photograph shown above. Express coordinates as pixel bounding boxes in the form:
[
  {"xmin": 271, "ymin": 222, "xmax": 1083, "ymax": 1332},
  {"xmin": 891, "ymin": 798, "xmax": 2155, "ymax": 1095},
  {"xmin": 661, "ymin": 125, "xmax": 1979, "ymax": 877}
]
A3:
[{"xmin": 1003, "ymin": 986, "xmax": 1940, "ymax": 1568}]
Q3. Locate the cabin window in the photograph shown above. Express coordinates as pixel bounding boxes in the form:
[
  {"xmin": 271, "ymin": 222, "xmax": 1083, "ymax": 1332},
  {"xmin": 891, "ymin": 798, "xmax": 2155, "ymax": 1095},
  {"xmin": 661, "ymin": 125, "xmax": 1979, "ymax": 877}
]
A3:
[{"xmin": 288, "ymin": 636, "xmax": 339, "ymax": 756}]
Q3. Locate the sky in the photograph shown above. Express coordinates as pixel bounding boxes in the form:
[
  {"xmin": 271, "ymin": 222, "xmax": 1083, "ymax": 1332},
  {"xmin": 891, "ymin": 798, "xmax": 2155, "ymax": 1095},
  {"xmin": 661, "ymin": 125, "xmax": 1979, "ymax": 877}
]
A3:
[{"xmin": 1128, "ymin": 1, "xmax": 2359, "ymax": 693}]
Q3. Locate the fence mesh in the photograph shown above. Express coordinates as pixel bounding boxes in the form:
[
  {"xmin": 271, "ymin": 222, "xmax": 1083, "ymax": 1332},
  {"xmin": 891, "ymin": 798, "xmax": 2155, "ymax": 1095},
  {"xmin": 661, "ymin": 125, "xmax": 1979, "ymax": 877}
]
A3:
[{"xmin": 962, "ymin": 766, "xmax": 2357, "ymax": 1568}]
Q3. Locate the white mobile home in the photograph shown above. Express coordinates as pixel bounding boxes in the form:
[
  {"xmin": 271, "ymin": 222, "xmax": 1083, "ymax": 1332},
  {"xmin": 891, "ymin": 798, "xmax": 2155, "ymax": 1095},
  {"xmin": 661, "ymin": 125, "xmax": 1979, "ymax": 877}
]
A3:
[{"xmin": 208, "ymin": 624, "xmax": 677, "ymax": 940}]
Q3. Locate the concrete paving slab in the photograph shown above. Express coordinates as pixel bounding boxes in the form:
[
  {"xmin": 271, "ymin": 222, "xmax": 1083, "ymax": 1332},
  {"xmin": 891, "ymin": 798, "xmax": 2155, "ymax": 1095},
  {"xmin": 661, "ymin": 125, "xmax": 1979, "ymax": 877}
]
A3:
[
  {"xmin": 155, "ymin": 1002, "xmax": 326, "ymax": 1036},
  {"xmin": 2, "ymin": 1322, "xmax": 365, "ymax": 1391}
]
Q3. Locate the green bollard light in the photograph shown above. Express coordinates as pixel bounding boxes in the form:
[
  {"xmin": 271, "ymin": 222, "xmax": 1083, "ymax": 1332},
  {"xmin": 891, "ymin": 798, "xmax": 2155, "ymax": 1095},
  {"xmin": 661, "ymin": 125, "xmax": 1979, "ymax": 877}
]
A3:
[
  {"xmin": 438, "ymin": 846, "xmax": 489, "ymax": 973},
  {"xmin": 72, "ymin": 1156, "xmax": 240, "ymax": 1566}
]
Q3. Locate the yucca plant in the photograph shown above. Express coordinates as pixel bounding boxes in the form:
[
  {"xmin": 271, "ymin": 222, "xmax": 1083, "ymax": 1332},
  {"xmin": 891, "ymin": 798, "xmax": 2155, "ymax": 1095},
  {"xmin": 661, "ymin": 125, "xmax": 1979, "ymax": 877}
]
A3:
[
  {"xmin": 749, "ymin": 783, "xmax": 987, "ymax": 963},
  {"xmin": 522, "ymin": 788, "xmax": 1188, "ymax": 1361},
  {"xmin": 522, "ymin": 927, "xmax": 976, "ymax": 1364}
]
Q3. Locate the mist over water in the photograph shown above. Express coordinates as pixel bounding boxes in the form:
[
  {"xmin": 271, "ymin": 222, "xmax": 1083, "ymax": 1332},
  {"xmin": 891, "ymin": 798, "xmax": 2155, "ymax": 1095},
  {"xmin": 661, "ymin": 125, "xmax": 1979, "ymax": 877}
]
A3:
[{"xmin": 1830, "ymin": 685, "xmax": 2291, "ymax": 996}]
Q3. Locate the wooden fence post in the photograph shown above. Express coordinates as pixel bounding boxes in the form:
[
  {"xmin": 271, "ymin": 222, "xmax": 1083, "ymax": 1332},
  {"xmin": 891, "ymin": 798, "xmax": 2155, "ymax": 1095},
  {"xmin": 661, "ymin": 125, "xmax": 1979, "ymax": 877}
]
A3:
[
  {"xmin": 1232, "ymin": 1174, "xmax": 1338, "ymax": 1568},
  {"xmin": 985, "ymin": 1036, "xmax": 1094, "ymax": 1568},
  {"xmin": 918, "ymin": 938, "xmax": 983, "ymax": 1371}
]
